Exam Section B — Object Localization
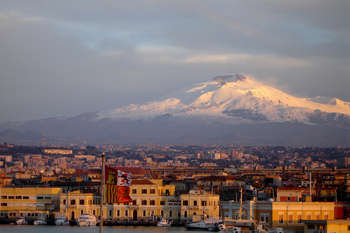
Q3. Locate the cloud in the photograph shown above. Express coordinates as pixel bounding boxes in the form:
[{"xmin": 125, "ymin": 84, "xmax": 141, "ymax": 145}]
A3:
[
  {"xmin": 183, "ymin": 53, "xmax": 311, "ymax": 68},
  {"xmin": 0, "ymin": 1, "xmax": 349, "ymax": 123}
]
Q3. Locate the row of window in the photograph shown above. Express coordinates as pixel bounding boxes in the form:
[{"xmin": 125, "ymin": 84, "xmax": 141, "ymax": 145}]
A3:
[
  {"xmin": 182, "ymin": 200, "xmax": 213, "ymax": 206},
  {"xmin": 62, "ymin": 199, "xmax": 214, "ymax": 207},
  {"xmin": 0, "ymin": 212, "xmax": 46, "ymax": 217},
  {"xmin": 1, "ymin": 196, "xmax": 30, "ymax": 200},
  {"xmin": 108, "ymin": 209, "xmax": 188, "ymax": 218},
  {"xmin": 132, "ymin": 189, "xmax": 157, "ymax": 194},
  {"xmin": 37, "ymin": 196, "xmax": 51, "ymax": 200},
  {"xmin": 63, "ymin": 199, "xmax": 95, "ymax": 205},
  {"xmin": 278, "ymin": 214, "xmax": 328, "ymax": 224}
]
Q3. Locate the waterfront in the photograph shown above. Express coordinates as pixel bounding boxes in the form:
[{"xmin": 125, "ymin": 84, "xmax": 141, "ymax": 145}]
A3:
[{"xmin": 0, "ymin": 225, "xmax": 200, "ymax": 233}]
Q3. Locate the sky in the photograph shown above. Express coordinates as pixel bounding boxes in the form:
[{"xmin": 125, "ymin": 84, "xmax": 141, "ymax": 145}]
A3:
[{"xmin": 0, "ymin": 0, "xmax": 349, "ymax": 123}]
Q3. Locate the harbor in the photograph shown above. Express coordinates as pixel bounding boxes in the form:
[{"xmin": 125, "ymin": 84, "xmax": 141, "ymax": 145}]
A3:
[{"xmin": 0, "ymin": 225, "xmax": 200, "ymax": 233}]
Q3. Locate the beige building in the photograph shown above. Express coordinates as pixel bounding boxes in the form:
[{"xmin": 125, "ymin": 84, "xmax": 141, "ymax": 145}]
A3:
[
  {"xmin": 180, "ymin": 189, "xmax": 220, "ymax": 222},
  {"xmin": 221, "ymin": 200, "xmax": 336, "ymax": 232},
  {"xmin": 59, "ymin": 179, "xmax": 179, "ymax": 222},
  {"xmin": 0, "ymin": 187, "xmax": 62, "ymax": 221},
  {"xmin": 304, "ymin": 219, "xmax": 350, "ymax": 233}
]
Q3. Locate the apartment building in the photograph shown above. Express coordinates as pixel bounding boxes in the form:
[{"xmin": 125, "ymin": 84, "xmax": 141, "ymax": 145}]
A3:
[{"xmin": 0, "ymin": 187, "xmax": 62, "ymax": 221}]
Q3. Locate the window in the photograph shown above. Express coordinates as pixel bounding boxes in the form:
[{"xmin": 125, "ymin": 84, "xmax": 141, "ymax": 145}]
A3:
[
  {"xmin": 132, "ymin": 200, "xmax": 137, "ymax": 205},
  {"xmin": 142, "ymin": 189, "xmax": 147, "ymax": 194},
  {"xmin": 8, "ymin": 196, "xmax": 14, "ymax": 199},
  {"xmin": 71, "ymin": 199, "xmax": 76, "ymax": 205},
  {"xmin": 132, "ymin": 189, "xmax": 137, "ymax": 194},
  {"xmin": 16, "ymin": 196, "xmax": 22, "ymax": 199},
  {"xmin": 184, "ymin": 211, "xmax": 187, "ymax": 218},
  {"xmin": 161, "ymin": 210, "xmax": 164, "ymax": 217},
  {"xmin": 1, "ymin": 196, "xmax": 7, "ymax": 199},
  {"xmin": 193, "ymin": 200, "xmax": 197, "ymax": 206},
  {"xmin": 150, "ymin": 200, "xmax": 155, "ymax": 205},
  {"xmin": 117, "ymin": 210, "xmax": 120, "ymax": 217},
  {"xmin": 160, "ymin": 201, "xmax": 165, "ymax": 205},
  {"xmin": 183, "ymin": 200, "xmax": 188, "ymax": 206},
  {"xmin": 165, "ymin": 189, "xmax": 170, "ymax": 195},
  {"xmin": 1, "ymin": 203, "xmax": 7, "ymax": 206},
  {"xmin": 23, "ymin": 196, "xmax": 29, "ymax": 200},
  {"xmin": 297, "ymin": 215, "xmax": 302, "ymax": 223},
  {"xmin": 109, "ymin": 210, "xmax": 112, "ymax": 217},
  {"xmin": 288, "ymin": 215, "xmax": 293, "ymax": 224},
  {"xmin": 125, "ymin": 210, "xmax": 128, "ymax": 217},
  {"xmin": 201, "ymin": 201, "xmax": 207, "ymax": 206},
  {"xmin": 141, "ymin": 200, "xmax": 147, "ymax": 205},
  {"xmin": 169, "ymin": 210, "xmax": 172, "ymax": 217},
  {"xmin": 150, "ymin": 189, "xmax": 155, "ymax": 194},
  {"xmin": 79, "ymin": 199, "xmax": 85, "ymax": 205},
  {"xmin": 81, "ymin": 210, "xmax": 83, "ymax": 215},
  {"xmin": 63, "ymin": 199, "xmax": 66, "ymax": 205},
  {"xmin": 89, "ymin": 200, "xmax": 92, "ymax": 205},
  {"xmin": 143, "ymin": 210, "xmax": 146, "ymax": 217},
  {"xmin": 44, "ymin": 196, "xmax": 51, "ymax": 200},
  {"xmin": 93, "ymin": 210, "xmax": 96, "ymax": 215},
  {"xmin": 37, "ymin": 196, "xmax": 43, "ymax": 200},
  {"xmin": 279, "ymin": 215, "xmax": 284, "ymax": 224}
]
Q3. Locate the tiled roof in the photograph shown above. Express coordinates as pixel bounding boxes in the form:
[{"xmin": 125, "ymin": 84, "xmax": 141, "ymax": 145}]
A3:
[{"xmin": 131, "ymin": 179, "xmax": 154, "ymax": 185}]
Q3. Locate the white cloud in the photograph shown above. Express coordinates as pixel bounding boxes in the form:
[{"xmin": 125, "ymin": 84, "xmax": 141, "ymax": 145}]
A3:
[{"xmin": 183, "ymin": 53, "xmax": 311, "ymax": 68}]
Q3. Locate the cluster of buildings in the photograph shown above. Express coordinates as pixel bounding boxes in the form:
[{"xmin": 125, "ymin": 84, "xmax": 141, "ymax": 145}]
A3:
[
  {"xmin": 1, "ymin": 174, "xmax": 350, "ymax": 232},
  {"xmin": 0, "ymin": 143, "xmax": 350, "ymax": 232}
]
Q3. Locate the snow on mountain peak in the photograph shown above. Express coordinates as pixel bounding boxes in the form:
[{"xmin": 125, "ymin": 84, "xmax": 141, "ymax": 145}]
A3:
[{"xmin": 98, "ymin": 74, "xmax": 350, "ymax": 124}]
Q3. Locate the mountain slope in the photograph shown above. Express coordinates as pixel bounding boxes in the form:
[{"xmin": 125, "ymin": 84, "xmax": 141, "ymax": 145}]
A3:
[
  {"xmin": 1, "ymin": 74, "xmax": 350, "ymax": 146},
  {"xmin": 99, "ymin": 74, "xmax": 350, "ymax": 125}
]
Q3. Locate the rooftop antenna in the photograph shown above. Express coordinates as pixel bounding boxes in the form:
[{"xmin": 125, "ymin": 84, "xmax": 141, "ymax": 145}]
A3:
[{"xmin": 309, "ymin": 169, "xmax": 312, "ymax": 202}]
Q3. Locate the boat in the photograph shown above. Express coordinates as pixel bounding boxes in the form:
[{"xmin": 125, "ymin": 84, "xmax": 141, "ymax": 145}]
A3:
[
  {"xmin": 16, "ymin": 217, "xmax": 27, "ymax": 225},
  {"xmin": 268, "ymin": 228, "xmax": 284, "ymax": 233},
  {"xmin": 33, "ymin": 218, "xmax": 47, "ymax": 225},
  {"xmin": 55, "ymin": 216, "xmax": 69, "ymax": 226},
  {"xmin": 157, "ymin": 218, "xmax": 172, "ymax": 227},
  {"xmin": 77, "ymin": 214, "xmax": 97, "ymax": 226},
  {"xmin": 219, "ymin": 227, "xmax": 252, "ymax": 233},
  {"xmin": 186, "ymin": 218, "xmax": 221, "ymax": 231}
]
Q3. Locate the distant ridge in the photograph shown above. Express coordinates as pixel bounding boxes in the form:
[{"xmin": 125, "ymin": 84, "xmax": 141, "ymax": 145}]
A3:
[{"xmin": 1, "ymin": 74, "xmax": 349, "ymax": 146}]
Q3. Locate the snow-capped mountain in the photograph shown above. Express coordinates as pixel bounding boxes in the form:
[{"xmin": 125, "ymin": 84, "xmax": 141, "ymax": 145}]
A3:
[
  {"xmin": 1, "ymin": 74, "xmax": 349, "ymax": 146},
  {"xmin": 99, "ymin": 74, "xmax": 350, "ymax": 125}
]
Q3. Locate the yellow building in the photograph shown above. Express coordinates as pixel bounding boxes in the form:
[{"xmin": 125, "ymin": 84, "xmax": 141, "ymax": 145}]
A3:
[
  {"xmin": 221, "ymin": 200, "xmax": 336, "ymax": 232},
  {"xmin": 43, "ymin": 149, "xmax": 73, "ymax": 155},
  {"xmin": 59, "ymin": 179, "xmax": 179, "ymax": 222},
  {"xmin": 0, "ymin": 187, "xmax": 62, "ymax": 221},
  {"xmin": 180, "ymin": 189, "xmax": 220, "ymax": 222},
  {"xmin": 59, "ymin": 190, "xmax": 99, "ymax": 220},
  {"xmin": 124, "ymin": 179, "xmax": 178, "ymax": 221},
  {"xmin": 304, "ymin": 220, "xmax": 350, "ymax": 233},
  {"xmin": 272, "ymin": 202, "xmax": 335, "ymax": 232}
]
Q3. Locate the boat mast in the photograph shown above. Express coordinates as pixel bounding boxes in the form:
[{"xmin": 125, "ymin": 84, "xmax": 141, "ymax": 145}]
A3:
[
  {"xmin": 99, "ymin": 153, "xmax": 106, "ymax": 233},
  {"xmin": 309, "ymin": 170, "xmax": 312, "ymax": 202},
  {"xmin": 239, "ymin": 185, "xmax": 243, "ymax": 220}
]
